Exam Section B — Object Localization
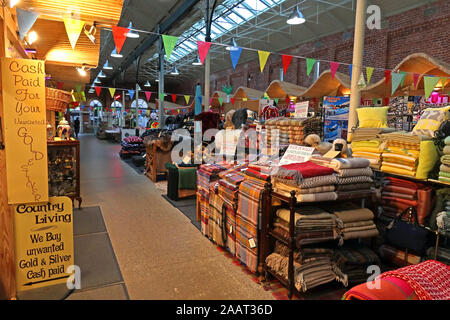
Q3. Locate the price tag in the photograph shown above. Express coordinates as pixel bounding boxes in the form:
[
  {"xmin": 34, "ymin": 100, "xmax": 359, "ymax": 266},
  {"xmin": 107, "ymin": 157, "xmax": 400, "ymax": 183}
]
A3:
[
  {"xmin": 248, "ymin": 238, "xmax": 256, "ymax": 249},
  {"xmin": 323, "ymin": 150, "xmax": 341, "ymax": 159},
  {"xmin": 279, "ymin": 145, "xmax": 315, "ymax": 165}
]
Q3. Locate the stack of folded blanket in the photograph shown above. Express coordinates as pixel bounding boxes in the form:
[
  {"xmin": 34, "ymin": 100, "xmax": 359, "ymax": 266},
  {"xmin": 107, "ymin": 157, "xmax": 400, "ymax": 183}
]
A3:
[
  {"xmin": 264, "ymin": 117, "xmax": 322, "ymax": 149},
  {"xmin": 439, "ymin": 136, "xmax": 450, "ymax": 183},
  {"xmin": 378, "ymin": 244, "xmax": 423, "ymax": 267},
  {"xmin": 208, "ymin": 192, "xmax": 225, "ymax": 247},
  {"xmin": 380, "ymin": 177, "xmax": 432, "ymax": 225},
  {"xmin": 436, "ymin": 211, "xmax": 450, "ymax": 237},
  {"xmin": 332, "ymin": 244, "xmax": 381, "ymax": 286},
  {"xmin": 351, "ymin": 128, "xmax": 394, "ymax": 169},
  {"xmin": 197, "ymin": 163, "xmax": 234, "ymax": 236},
  {"xmin": 274, "ymin": 206, "xmax": 337, "ymax": 245},
  {"xmin": 265, "ymin": 241, "xmax": 344, "ymax": 292},
  {"xmin": 322, "ymin": 203, "xmax": 378, "ymax": 241},
  {"xmin": 271, "ymin": 161, "xmax": 338, "ymax": 202}
]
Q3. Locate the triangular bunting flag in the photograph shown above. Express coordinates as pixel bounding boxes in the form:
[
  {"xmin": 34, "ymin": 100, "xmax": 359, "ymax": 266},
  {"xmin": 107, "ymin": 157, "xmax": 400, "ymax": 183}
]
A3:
[
  {"xmin": 358, "ymin": 72, "xmax": 366, "ymax": 88},
  {"xmin": 264, "ymin": 92, "xmax": 269, "ymax": 99},
  {"xmin": 306, "ymin": 58, "xmax": 316, "ymax": 76},
  {"xmin": 282, "ymin": 55, "xmax": 293, "ymax": 75},
  {"xmin": 391, "ymin": 72, "xmax": 404, "ymax": 94},
  {"xmin": 145, "ymin": 91, "xmax": 152, "ymax": 102},
  {"xmin": 94, "ymin": 86, "xmax": 101, "ymax": 96},
  {"xmin": 349, "ymin": 65, "xmax": 353, "ymax": 80},
  {"xmin": 128, "ymin": 89, "xmax": 135, "ymax": 100},
  {"xmin": 230, "ymin": 47, "xmax": 242, "ymax": 70},
  {"xmin": 171, "ymin": 94, "xmax": 177, "ymax": 103},
  {"xmin": 258, "ymin": 50, "xmax": 270, "ymax": 72},
  {"xmin": 399, "ymin": 71, "xmax": 407, "ymax": 87},
  {"xmin": 112, "ymin": 26, "xmax": 130, "ymax": 54},
  {"xmin": 161, "ymin": 35, "xmax": 179, "ymax": 60},
  {"xmin": 63, "ymin": 18, "xmax": 85, "ymax": 50},
  {"xmin": 159, "ymin": 93, "xmax": 165, "ymax": 101},
  {"xmin": 330, "ymin": 62, "xmax": 339, "ymax": 79},
  {"xmin": 218, "ymin": 97, "xmax": 223, "ymax": 106},
  {"xmin": 197, "ymin": 41, "xmax": 212, "ymax": 64},
  {"xmin": 384, "ymin": 70, "xmax": 391, "ymax": 84},
  {"xmin": 441, "ymin": 77, "xmax": 447, "ymax": 90},
  {"xmin": 16, "ymin": 8, "xmax": 39, "ymax": 40},
  {"xmin": 413, "ymin": 73, "xmax": 420, "ymax": 88},
  {"xmin": 242, "ymin": 98, "xmax": 247, "ymax": 102},
  {"xmin": 74, "ymin": 84, "xmax": 82, "ymax": 93},
  {"xmin": 274, "ymin": 98, "xmax": 279, "ymax": 104},
  {"xmin": 231, "ymin": 98, "xmax": 235, "ymax": 106},
  {"xmin": 209, "ymin": 97, "xmax": 213, "ymax": 106},
  {"xmin": 424, "ymin": 76, "xmax": 441, "ymax": 100},
  {"xmin": 366, "ymin": 67, "xmax": 374, "ymax": 84},
  {"xmin": 184, "ymin": 95, "xmax": 190, "ymax": 105},
  {"xmin": 109, "ymin": 88, "xmax": 116, "ymax": 98},
  {"xmin": 286, "ymin": 97, "xmax": 290, "ymax": 105}
]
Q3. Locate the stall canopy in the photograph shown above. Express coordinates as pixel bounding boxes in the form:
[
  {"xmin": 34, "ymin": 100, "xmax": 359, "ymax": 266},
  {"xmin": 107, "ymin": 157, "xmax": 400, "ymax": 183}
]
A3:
[
  {"xmin": 266, "ymin": 80, "xmax": 306, "ymax": 99},
  {"xmin": 301, "ymin": 70, "xmax": 351, "ymax": 98},
  {"xmin": 211, "ymin": 91, "xmax": 227, "ymax": 109},
  {"xmin": 362, "ymin": 53, "xmax": 450, "ymax": 98},
  {"xmin": 233, "ymin": 87, "xmax": 264, "ymax": 101}
]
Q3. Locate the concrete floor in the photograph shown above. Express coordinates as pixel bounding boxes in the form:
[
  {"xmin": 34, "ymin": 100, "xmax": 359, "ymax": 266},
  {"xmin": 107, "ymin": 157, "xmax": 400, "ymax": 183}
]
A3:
[{"xmin": 79, "ymin": 134, "xmax": 274, "ymax": 300}]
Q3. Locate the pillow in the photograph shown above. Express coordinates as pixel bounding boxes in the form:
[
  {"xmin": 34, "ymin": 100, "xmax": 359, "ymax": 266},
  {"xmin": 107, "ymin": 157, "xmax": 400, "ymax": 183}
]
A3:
[
  {"xmin": 413, "ymin": 106, "xmax": 450, "ymax": 138},
  {"xmin": 416, "ymin": 140, "xmax": 438, "ymax": 179},
  {"xmin": 357, "ymin": 107, "xmax": 389, "ymax": 128}
]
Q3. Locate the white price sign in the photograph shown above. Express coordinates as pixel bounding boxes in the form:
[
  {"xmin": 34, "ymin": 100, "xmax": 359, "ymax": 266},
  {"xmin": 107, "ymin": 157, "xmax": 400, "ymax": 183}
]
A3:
[
  {"xmin": 279, "ymin": 145, "xmax": 315, "ymax": 165},
  {"xmin": 294, "ymin": 101, "xmax": 309, "ymax": 118}
]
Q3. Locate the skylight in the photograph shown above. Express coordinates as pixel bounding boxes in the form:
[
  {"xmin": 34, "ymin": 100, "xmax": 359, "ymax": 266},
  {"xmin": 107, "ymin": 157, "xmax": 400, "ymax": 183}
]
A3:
[{"xmin": 166, "ymin": 0, "xmax": 285, "ymax": 64}]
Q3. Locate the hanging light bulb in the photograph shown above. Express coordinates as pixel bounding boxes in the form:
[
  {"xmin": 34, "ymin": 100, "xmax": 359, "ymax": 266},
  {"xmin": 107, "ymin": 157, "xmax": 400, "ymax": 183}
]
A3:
[
  {"xmin": 9, "ymin": 0, "xmax": 20, "ymax": 8},
  {"xmin": 155, "ymin": 79, "xmax": 159, "ymax": 82},
  {"xmin": 103, "ymin": 60, "xmax": 113, "ymax": 70},
  {"xmin": 125, "ymin": 21, "xmax": 140, "ymax": 38},
  {"xmin": 226, "ymin": 38, "xmax": 239, "ymax": 51},
  {"xmin": 111, "ymin": 48, "xmax": 123, "ymax": 58},
  {"xmin": 192, "ymin": 55, "xmax": 202, "ymax": 65},
  {"xmin": 144, "ymin": 81, "xmax": 151, "ymax": 87},
  {"xmin": 76, "ymin": 66, "xmax": 87, "ymax": 76},
  {"xmin": 286, "ymin": 5, "xmax": 306, "ymax": 25},
  {"xmin": 170, "ymin": 67, "xmax": 179, "ymax": 75},
  {"xmin": 98, "ymin": 71, "xmax": 106, "ymax": 78},
  {"xmin": 27, "ymin": 31, "xmax": 38, "ymax": 45}
]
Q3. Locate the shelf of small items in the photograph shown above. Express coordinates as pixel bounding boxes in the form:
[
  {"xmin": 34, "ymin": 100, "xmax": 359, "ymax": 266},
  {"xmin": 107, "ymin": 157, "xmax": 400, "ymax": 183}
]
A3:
[
  {"xmin": 47, "ymin": 139, "xmax": 82, "ymax": 208},
  {"xmin": 261, "ymin": 184, "xmax": 375, "ymax": 300}
]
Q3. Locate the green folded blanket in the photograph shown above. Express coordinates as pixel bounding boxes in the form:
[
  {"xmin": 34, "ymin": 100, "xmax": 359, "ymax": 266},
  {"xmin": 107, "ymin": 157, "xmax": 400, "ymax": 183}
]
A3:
[
  {"xmin": 440, "ymin": 171, "xmax": 450, "ymax": 178},
  {"xmin": 177, "ymin": 166, "xmax": 197, "ymax": 189},
  {"xmin": 441, "ymin": 155, "xmax": 450, "ymax": 166},
  {"xmin": 438, "ymin": 176, "xmax": 450, "ymax": 184}
]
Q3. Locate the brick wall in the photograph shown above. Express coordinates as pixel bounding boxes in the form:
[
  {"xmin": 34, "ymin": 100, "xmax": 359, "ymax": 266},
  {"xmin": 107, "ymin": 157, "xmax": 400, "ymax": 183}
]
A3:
[{"xmin": 176, "ymin": 0, "xmax": 449, "ymax": 95}]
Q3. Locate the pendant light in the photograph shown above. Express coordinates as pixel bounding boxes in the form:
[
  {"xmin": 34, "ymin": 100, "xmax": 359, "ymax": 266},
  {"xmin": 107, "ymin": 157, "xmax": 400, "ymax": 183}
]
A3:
[
  {"xmin": 111, "ymin": 48, "xmax": 123, "ymax": 58},
  {"xmin": 144, "ymin": 81, "xmax": 151, "ymax": 87},
  {"xmin": 226, "ymin": 38, "xmax": 239, "ymax": 51},
  {"xmin": 94, "ymin": 77, "xmax": 101, "ymax": 84},
  {"xmin": 125, "ymin": 21, "xmax": 139, "ymax": 38},
  {"xmin": 98, "ymin": 71, "xmax": 106, "ymax": 78},
  {"xmin": 192, "ymin": 55, "xmax": 202, "ymax": 65},
  {"xmin": 103, "ymin": 60, "xmax": 113, "ymax": 70},
  {"xmin": 286, "ymin": 5, "xmax": 306, "ymax": 25},
  {"xmin": 170, "ymin": 67, "xmax": 179, "ymax": 75}
]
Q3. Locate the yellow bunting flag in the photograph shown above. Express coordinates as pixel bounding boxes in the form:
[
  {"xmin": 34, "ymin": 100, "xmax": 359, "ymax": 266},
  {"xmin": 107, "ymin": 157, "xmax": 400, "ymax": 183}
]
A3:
[
  {"xmin": 184, "ymin": 95, "xmax": 190, "ymax": 105},
  {"xmin": 366, "ymin": 67, "xmax": 374, "ymax": 84},
  {"xmin": 243, "ymin": 98, "xmax": 247, "ymax": 102},
  {"xmin": 109, "ymin": 88, "xmax": 116, "ymax": 98},
  {"xmin": 258, "ymin": 50, "xmax": 270, "ymax": 72},
  {"xmin": 63, "ymin": 18, "xmax": 85, "ymax": 50}
]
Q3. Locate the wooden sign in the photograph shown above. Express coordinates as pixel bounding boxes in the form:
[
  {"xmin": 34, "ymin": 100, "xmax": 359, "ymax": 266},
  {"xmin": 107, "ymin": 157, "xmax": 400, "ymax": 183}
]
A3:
[
  {"xmin": 279, "ymin": 145, "xmax": 315, "ymax": 165},
  {"xmin": 1, "ymin": 58, "xmax": 48, "ymax": 204},
  {"xmin": 14, "ymin": 196, "xmax": 74, "ymax": 291}
]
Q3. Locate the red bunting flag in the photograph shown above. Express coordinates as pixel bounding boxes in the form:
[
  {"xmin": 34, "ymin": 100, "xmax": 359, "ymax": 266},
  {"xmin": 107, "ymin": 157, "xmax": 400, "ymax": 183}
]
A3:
[
  {"xmin": 384, "ymin": 70, "xmax": 391, "ymax": 84},
  {"xmin": 197, "ymin": 41, "xmax": 211, "ymax": 64},
  {"xmin": 330, "ymin": 62, "xmax": 340, "ymax": 79},
  {"xmin": 286, "ymin": 97, "xmax": 290, "ymax": 104},
  {"xmin": 413, "ymin": 73, "xmax": 420, "ymax": 88},
  {"xmin": 231, "ymin": 97, "xmax": 235, "ymax": 106},
  {"xmin": 145, "ymin": 91, "xmax": 152, "ymax": 102},
  {"xmin": 171, "ymin": 94, "xmax": 177, "ymax": 103},
  {"xmin": 282, "ymin": 55, "xmax": 293, "ymax": 75},
  {"xmin": 112, "ymin": 26, "xmax": 129, "ymax": 54},
  {"xmin": 94, "ymin": 86, "xmax": 101, "ymax": 96}
]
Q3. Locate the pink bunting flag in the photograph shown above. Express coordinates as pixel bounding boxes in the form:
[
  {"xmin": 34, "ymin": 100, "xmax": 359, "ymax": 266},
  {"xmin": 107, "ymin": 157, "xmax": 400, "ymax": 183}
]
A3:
[
  {"xmin": 413, "ymin": 73, "xmax": 420, "ymax": 88},
  {"xmin": 145, "ymin": 91, "xmax": 152, "ymax": 102},
  {"xmin": 197, "ymin": 41, "xmax": 212, "ymax": 64},
  {"xmin": 330, "ymin": 62, "xmax": 340, "ymax": 79}
]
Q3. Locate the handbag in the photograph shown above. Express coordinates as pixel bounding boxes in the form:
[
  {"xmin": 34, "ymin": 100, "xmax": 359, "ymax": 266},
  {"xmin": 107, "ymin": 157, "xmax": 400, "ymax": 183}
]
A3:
[{"xmin": 385, "ymin": 207, "xmax": 429, "ymax": 254}]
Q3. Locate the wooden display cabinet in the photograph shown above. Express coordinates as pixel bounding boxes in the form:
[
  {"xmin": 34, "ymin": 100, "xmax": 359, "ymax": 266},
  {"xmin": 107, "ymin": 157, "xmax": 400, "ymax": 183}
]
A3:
[{"xmin": 47, "ymin": 140, "xmax": 82, "ymax": 208}]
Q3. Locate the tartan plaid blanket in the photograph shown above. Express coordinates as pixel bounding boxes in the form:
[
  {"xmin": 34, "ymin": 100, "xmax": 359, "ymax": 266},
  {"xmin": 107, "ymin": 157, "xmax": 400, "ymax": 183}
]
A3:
[
  {"xmin": 208, "ymin": 193, "xmax": 225, "ymax": 247},
  {"xmin": 238, "ymin": 180, "xmax": 265, "ymax": 226},
  {"xmin": 218, "ymin": 162, "xmax": 249, "ymax": 179},
  {"xmin": 245, "ymin": 168, "xmax": 270, "ymax": 181},
  {"xmin": 225, "ymin": 204, "xmax": 236, "ymax": 256}
]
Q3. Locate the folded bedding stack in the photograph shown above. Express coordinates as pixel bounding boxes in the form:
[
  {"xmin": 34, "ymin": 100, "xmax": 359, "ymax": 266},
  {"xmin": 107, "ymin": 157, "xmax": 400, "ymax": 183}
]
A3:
[
  {"xmin": 321, "ymin": 203, "xmax": 378, "ymax": 241},
  {"xmin": 197, "ymin": 163, "xmax": 234, "ymax": 236},
  {"xmin": 333, "ymin": 244, "xmax": 381, "ymax": 285},
  {"xmin": 439, "ymin": 136, "xmax": 450, "ymax": 183},
  {"xmin": 265, "ymin": 241, "xmax": 344, "ymax": 292},
  {"xmin": 208, "ymin": 192, "xmax": 226, "ymax": 247},
  {"xmin": 379, "ymin": 177, "xmax": 432, "ymax": 225},
  {"xmin": 378, "ymin": 244, "xmax": 423, "ymax": 267},
  {"xmin": 350, "ymin": 128, "xmax": 394, "ymax": 169},
  {"xmin": 274, "ymin": 206, "xmax": 337, "ymax": 246},
  {"xmin": 271, "ymin": 161, "xmax": 339, "ymax": 202}
]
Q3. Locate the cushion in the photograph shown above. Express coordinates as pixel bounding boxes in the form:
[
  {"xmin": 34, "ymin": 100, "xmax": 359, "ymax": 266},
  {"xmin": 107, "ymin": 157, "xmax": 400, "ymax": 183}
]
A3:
[
  {"xmin": 357, "ymin": 107, "xmax": 389, "ymax": 128},
  {"xmin": 413, "ymin": 106, "xmax": 450, "ymax": 138},
  {"xmin": 415, "ymin": 140, "xmax": 438, "ymax": 179}
]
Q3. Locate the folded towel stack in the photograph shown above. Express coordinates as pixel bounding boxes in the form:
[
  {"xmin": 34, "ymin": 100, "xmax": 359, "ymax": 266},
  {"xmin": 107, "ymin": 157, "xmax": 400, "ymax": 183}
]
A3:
[
  {"xmin": 351, "ymin": 128, "xmax": 394, "ymax": 169},
  {"xmin": 439, "ymin": 136, "xmax": 450, "ymax": 183},
  {"xmin": 274, "ymin": 206, "xmax": 337, "ymax": 245},
  {"xmin": 265, "ymin": 241, "xmax": 344, "ymax": 292}
]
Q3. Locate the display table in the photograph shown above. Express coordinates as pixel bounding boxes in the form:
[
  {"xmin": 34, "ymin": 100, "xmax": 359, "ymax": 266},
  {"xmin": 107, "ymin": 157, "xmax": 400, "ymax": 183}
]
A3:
[{"xmin": 47, "ymin": 139, "xmax": 82, "ymax": 208}]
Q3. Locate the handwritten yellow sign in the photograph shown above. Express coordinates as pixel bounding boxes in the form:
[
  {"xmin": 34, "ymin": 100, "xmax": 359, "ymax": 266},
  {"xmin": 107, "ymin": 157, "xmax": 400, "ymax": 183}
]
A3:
[
  {"xmin": 1, "ymin": 58, "xmax": 48, "ymax": 204},
  {"xmin": 14, "ymin": 196, "xmax": 74, "ymax": 291}
]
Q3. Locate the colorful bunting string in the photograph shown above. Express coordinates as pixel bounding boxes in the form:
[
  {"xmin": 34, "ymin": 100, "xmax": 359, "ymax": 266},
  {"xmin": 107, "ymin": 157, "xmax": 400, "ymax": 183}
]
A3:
[
  {"xmin": 282, "ymin": 55, "xmax": 293, "ymax": 75},
  {"xmin": 197, "ymin": 41, "xmax": 212, "ymax": 64},
  {"xmin": 329, "ymin": 62, "xmax": 339, "ymax": 79},
  {"xmin": 230, "ymin": 47, "xmax": 242, "ymax": 70},
  {"xmin": 64, "ymin": 17, "xmax": 85, "ymax": 50},
  {"xmin": 162, "ymin": 35, "xmax": 179, "ymax": 60},
  {"xmin": 366, "ymin": 67, "xmax": 374, "ymax": 85},
  {"xmin": 258, "ymin": 50, "xmax": 270, "ymax": 72},
  {"xmin": 306, "ymin": 58, "xmax": 316, "ymax": 76},
  {"xmin": 112, "ymin": 26, "xmax": 129, "ymax": 54}
]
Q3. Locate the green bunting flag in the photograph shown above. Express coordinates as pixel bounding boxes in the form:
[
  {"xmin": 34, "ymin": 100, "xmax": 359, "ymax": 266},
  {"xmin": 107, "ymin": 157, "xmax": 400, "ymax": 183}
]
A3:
[
  {"xmin": 424, "ymin": 76, "xmax": 441, "ymax": 100},
  {"xmin": 161, "ymin": 35, "xmax": 179, "ymax": 60},
  {"xmin": 74, "ymin": 84, "xmax": 82, "ymax": 93},
  {"xmin": 218, "ymin": 97, "xmax": 223, "ymax": 106},
  {"xmin": 159, "ymin": 93, "xmax": 165, "ymax": 101},
  {"xmin": 400, "ymin": 71, "xmax": 407, "ymax": 87},
  {"xmin": 391, "ymin": 72, "xmax": 404, "ymax": 95},
  {"xmin": 366, "ymin": 67, "xmax": 374, "ymax": 84},
  {"xmin": 306, "ymin": 58, "xmax": 316, "ymax": 76},
  {"xmin": 274, "ymin": 98, "xmax": 279, "ymax": 104}
]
